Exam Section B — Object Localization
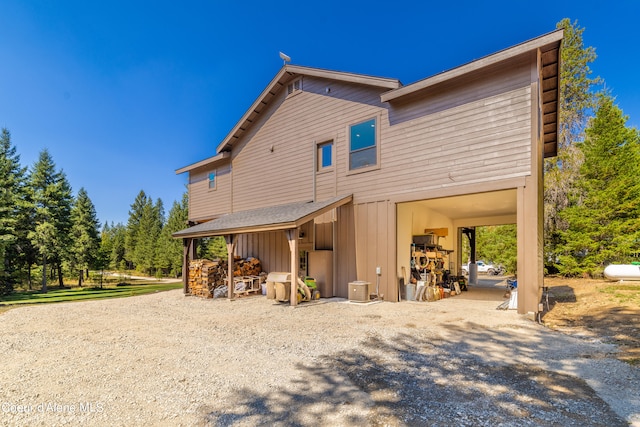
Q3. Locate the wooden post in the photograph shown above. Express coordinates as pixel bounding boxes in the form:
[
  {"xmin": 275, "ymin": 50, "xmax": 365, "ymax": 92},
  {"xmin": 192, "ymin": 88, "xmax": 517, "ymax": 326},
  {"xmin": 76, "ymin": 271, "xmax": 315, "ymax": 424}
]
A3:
[
  {"xmin": 225, "ymin": 235, "xmax": 237, "ymax": 301},
  {"xmin": 182, "ymin": 238, "xmax": 195, "ymax": 294},
  {"xmin": 286, "ymin": 229, "xmax": 299, "ymax": 306}
]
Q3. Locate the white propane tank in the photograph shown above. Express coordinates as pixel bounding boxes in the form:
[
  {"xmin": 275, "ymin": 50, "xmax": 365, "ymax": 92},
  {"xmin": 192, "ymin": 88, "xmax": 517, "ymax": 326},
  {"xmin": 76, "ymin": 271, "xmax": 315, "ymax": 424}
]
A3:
[{"xmin": 603, "ymin": 264, "xmax": 640, "ymax": 281}]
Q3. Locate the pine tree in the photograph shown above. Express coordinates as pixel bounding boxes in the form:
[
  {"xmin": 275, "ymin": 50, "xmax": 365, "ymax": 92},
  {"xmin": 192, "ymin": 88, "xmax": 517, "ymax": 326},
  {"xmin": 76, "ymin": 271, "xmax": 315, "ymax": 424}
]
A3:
[
  {"xmin": 125, "ymin": 190, "xmax": 149, "ymax": 269},
  {"xmin": 544, "ymin": 18, "xmax": 602, "ymax": 273},
  {"xmin": 28, "ymin": 149, "xmax": 74, "ymax": 291},
  {"xmin": 103, "ymin": 222, "xmax": 126, "ymax": 270},
  {"xmin": 155, "ymin": 192, "xmax": 188, "ymax": 277},
  {"xmin": 558, "ymin": 94, "xmax": 640, "ymax": 276},
  {"xmin": 68, "ymin": 187, "xmax": 101, "ymax": 285},
  {"xmin": 132, "ymin": 197, "xmax": 164, "ymax": 275},
  {"xmin": 0, "ymin": 128, "xmax": 27, "ymax": 294}
]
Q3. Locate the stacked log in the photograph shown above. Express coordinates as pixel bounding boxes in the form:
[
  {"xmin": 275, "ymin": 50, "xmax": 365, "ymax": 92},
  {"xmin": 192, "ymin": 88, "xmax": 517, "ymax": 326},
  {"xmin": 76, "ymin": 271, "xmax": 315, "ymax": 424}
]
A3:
[
  {"xmin": 188, "ymin": 257, "xmax": 262, "ymax": 298},
  {"xmin": 233, "ymin": 256, "xmax": 262, "ymax": 277}
]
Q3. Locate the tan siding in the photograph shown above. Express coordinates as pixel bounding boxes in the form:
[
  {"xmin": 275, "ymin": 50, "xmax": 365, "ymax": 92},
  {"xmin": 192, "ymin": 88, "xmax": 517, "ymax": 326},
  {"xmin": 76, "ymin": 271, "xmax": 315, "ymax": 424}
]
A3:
[
  {"xmin": 231, "ymin": 77, "xmax": 388, "ymax": 212},
  {"xmin": 315, "ymin": 171, "xmax": 336, "ymax": 201},
  {"xmin": 237, "ymin": 231, "xmax": 290, "ymax": 273},
  {"xmin": 353, "ymin": 200, "xmax": 392, "ymax": 299},
  {"xmin": 336, "ymin": 86, "xmax": 532, "ymax": 200},
  {"xmin": 335, "ymin": 203, "xmax": 356, "ymax": 297},
  {"xmin": 188, "ymin": 163, "xmax": 231, "ymax": 221},
  {"xmin": 314, "ymin": 221, "xmax": 333, "ymax": 250}
]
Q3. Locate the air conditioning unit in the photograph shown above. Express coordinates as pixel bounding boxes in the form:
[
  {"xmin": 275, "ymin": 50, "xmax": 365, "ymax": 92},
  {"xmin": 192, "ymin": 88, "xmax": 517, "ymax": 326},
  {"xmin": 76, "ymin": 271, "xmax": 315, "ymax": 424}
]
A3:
[{"xmin": 348, "ymin": 281, "xmax": 370, "ymax": 302}]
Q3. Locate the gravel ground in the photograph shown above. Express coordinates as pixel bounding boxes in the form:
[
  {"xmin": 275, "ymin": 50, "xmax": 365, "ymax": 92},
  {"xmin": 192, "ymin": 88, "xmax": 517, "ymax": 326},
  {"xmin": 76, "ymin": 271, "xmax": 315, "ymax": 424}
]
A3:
[{"xmin": 0, "ymin": 287, "xmax": 638, "ymax": 426}]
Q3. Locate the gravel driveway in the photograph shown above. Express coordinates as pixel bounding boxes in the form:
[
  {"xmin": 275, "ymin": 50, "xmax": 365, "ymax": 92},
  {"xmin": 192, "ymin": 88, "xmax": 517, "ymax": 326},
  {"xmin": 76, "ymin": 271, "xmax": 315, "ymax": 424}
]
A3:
[{"xmin": 1, "ymin": 287, "xmax": 638, "ymax": 426}]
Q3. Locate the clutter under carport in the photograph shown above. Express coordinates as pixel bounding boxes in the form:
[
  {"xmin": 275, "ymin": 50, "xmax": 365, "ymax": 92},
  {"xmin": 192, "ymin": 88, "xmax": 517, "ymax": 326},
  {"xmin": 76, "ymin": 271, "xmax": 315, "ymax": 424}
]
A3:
[{"xmin": 405, "ymin": 233, "xmax": 467, "ymax": 302}]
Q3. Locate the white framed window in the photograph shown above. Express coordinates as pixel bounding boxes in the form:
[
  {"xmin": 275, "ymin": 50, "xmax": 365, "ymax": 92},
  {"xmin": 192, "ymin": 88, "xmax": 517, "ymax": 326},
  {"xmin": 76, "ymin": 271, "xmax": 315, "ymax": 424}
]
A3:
[
  {"xmin": 208, "ymin": 171, "xmax": 216, "ymax": 190},
  {"xmin": 349, "ymin": 118, "xmax": 377, "ymax": 171}
]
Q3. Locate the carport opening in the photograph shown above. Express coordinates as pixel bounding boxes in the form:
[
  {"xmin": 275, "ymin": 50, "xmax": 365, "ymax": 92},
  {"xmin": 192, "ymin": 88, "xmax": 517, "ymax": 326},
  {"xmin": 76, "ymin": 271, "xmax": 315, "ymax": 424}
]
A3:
[
  {"xmin": 396, "ymin": 189, "xmax": 517, "ymax": 302},
  {"xmin": 460, "ymin": 225, "xmax": 517, "ymax": 276}
]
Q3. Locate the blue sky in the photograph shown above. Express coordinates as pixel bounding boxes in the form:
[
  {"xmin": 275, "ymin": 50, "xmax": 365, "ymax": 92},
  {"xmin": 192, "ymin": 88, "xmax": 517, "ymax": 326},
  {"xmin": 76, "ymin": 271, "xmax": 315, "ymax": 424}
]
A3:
[{"xmin": 1, "ymin": 1, "xmax": 638, "ymax": 226}]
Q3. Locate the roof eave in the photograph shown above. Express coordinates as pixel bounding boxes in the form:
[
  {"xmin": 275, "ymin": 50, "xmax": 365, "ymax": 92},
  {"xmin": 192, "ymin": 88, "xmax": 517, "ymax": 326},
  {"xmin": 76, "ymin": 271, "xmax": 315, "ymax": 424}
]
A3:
[
  {"xmin": 216, "ymin": 65, "xmax": 401, "ymax": 153},
  {"xmin": 172, "ymin": 194, "xmax": 353, "ymax": 239},
  {"xmin": 381, "ymin": 29, "xmax": 564, "ymax": 103},
  {"xmin": 175, "ymin": 151, "xmax": 230, "ymax": 175}
]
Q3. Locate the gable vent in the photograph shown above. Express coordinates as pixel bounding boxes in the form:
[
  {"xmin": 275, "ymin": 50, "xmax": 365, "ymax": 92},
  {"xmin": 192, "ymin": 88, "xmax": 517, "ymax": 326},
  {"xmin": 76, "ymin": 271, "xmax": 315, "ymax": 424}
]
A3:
[{"xmin": 287, "ymin": 78, "xmax": 302, "ymax": 95}]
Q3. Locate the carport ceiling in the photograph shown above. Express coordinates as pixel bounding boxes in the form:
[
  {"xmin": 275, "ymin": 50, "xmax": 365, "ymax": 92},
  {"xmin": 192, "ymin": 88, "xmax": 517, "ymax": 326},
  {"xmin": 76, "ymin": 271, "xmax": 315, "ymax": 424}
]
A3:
[{"xmin": 409, "ymin": 189, "xmax": 517, "ymax": 221}]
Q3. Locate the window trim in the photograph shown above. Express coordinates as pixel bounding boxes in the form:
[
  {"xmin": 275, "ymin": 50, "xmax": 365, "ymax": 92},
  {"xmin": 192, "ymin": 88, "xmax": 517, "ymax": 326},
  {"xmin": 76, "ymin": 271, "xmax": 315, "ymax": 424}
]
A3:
[
  {"xmin": 316, "ymin": 140, "xmax": 334, "ymax": 173},
  {"xmin": 347, "ymin": 115, "xmax": 381, "ymax": 175},
  {"xmin": 208, "ymin": 170, "xmax": 217, "ymax": 191}
]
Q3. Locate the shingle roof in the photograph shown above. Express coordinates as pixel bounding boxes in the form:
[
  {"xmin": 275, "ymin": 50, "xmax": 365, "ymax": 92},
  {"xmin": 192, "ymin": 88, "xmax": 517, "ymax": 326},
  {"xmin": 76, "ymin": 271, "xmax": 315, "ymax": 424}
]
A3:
[{"xmin": 172, "ymin": 194, "xmax": 352, "ymax": 239}]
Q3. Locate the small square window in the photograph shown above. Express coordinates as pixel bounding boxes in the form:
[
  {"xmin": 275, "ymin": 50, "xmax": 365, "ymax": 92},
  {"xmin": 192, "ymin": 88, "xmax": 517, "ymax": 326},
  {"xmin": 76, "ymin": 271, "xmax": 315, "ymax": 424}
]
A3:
[
  {"xmin": 208, "ymin": 171, "xmax": 216, "ymax": 190},
  {"xmin": 317, "ymin": 141, "xmax": 333, "ymax": 171},
  {"xmin": 349, "ymin": 119, "xmax": 376, "ymax": 170}
]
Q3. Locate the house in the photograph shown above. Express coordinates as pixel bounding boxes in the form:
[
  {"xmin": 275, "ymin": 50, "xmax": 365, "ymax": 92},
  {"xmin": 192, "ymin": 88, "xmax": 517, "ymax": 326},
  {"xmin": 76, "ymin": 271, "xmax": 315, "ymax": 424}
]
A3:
[{"xmin": 174, "ymin": 29, "xmax": 563, "ymax": 315}]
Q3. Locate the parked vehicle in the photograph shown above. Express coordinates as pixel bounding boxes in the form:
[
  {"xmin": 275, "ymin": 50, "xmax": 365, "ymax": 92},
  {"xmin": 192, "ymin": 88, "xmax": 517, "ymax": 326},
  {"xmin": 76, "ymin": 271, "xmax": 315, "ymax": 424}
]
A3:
[{"xmin": 461, "ymin": 261, "xmax": 504, "ymax": 276}]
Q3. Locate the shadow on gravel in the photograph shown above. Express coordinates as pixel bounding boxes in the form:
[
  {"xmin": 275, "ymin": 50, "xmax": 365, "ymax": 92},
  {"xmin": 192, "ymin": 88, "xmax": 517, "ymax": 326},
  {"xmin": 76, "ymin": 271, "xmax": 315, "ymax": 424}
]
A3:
[{"xmin": 203, "ymin": 327, "xmax": 628, "ymax": 426}]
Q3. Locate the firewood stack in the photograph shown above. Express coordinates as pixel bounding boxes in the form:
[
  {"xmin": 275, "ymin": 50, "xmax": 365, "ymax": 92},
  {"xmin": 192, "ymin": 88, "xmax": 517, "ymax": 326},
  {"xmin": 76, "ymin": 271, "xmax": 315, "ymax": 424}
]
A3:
[
  {"xmin": 188, "ymin": 257, "xmax": 262, "ymax": 298},
  {"xmin": 233, "ymin": 256, "xmax": 262, "ymax": 277}
]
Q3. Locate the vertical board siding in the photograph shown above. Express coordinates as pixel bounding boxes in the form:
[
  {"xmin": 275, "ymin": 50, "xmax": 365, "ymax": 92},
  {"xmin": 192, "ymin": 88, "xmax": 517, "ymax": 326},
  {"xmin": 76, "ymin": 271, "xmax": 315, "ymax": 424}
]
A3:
[
  {"xmin": 335, "ymin": 203, "xmax": 356, "ymax": 297},
  {"xmin": 353, "ymin": 200, "xmax": 390, "ymax": 298},
  {"xmin": 237, "ymin": 231, "xmax": 290, "ymax": 273}
]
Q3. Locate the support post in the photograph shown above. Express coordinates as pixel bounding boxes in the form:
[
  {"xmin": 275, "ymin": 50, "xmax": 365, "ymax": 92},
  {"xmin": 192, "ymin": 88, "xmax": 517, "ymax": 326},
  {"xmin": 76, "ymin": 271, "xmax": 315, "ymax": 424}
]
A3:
[
  {"xmin": 286, "ymin": 229, "xmax": 299, "ymax": 306},
  {"xmin": 462, "ymin": 227, "xmax": 477, "ymax": 286},
  {"xmin": 225, "ymin": 235, "xmax": 237, "ymax": 301}
]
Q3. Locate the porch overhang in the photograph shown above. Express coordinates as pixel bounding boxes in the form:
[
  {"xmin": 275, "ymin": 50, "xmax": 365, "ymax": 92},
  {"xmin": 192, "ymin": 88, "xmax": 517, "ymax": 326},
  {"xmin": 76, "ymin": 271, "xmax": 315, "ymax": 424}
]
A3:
[{"xmin": 172, "ymin": 194, "xmax": 353, "ymax": 239}]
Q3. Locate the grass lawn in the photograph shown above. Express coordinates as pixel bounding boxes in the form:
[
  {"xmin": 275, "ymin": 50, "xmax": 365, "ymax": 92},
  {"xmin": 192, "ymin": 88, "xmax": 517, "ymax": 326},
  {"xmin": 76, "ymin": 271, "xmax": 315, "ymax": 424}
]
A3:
[{"xmin": 0, "ymin": 281, "xmax": 182, "ymax": 312}]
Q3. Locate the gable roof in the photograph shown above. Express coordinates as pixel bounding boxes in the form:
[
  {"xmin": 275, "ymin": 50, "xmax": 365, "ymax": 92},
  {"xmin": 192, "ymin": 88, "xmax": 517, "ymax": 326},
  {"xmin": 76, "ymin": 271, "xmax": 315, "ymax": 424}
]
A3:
[
  {"xmin": 215, "ymin": 65, "xmax": 401, "ymax": 154},
  {"xmin": 173, "ymin": 194, "xmax": 353, "ymax": 238},
  {"xmin": 176, "ymin": 29, "xmax": 563, "ymax": 175}
]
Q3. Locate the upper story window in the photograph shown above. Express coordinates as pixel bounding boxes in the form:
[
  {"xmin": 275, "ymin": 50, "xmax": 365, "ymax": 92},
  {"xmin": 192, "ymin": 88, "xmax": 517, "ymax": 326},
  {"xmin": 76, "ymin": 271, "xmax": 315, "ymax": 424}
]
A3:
[
  {"xmin": 208, "ymin": 171, "xmax": 216, "ymax": 190},
  {"xmin": 287, "ymin": 78, "xmax": 302, "ymax": 95},
  {"xmin": 317, "ymin": 141, "xmax": 333, "ymax": 171},
  {"xmin": 349, "ymin": 118, "xmax": 377, "ymax": 170}
]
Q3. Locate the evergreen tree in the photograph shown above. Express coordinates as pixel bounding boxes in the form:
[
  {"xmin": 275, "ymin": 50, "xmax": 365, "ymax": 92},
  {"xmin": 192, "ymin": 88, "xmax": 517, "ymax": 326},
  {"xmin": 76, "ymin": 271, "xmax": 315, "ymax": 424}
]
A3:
[
  {"xmin": 68, "ymin": 187, "xmax": 101, "ymax": 285},
  {"xmin": 103, "ymin": 222, "xmax": 126, "ymax": 270},
  {"xmin": 558, "ymin": 94, "xmax": 640, "ymax": 276},
  {"xmin": 125, "ymin": 190, "xmax": 149, "ymax": 269},
  {"xmin": 0, "ymin": 128, "xmax": 27, "ymax": 294},
  {"xmin": 155, "ymin": 192, "xmax": 188, "ymax": 277},
  {"xmin": 132, "ymin": 197, "xmax": 163, "ymax": 275},
  {"xmin": 28, "ymin": 149, "xmax": 74, "ymax": 291},
  {"xmin": 544, "ymin": 18, "xmax": 602, "ymax": 273}
]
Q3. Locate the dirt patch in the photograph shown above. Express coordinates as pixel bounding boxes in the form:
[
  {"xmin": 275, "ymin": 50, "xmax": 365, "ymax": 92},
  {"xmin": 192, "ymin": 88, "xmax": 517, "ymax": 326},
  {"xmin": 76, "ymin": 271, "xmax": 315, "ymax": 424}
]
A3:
[{"xmin": 542, "ymin": 276, "xmax": 640, "ymax": 365}]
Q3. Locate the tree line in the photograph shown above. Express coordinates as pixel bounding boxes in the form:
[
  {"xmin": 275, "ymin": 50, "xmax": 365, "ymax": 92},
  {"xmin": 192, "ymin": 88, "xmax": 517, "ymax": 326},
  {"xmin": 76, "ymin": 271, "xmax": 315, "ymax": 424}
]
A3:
[{"xmin": 0, "ymin": 134, "xmax": 193, "ymax": 295}]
